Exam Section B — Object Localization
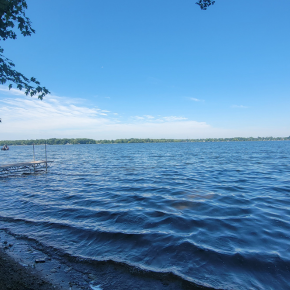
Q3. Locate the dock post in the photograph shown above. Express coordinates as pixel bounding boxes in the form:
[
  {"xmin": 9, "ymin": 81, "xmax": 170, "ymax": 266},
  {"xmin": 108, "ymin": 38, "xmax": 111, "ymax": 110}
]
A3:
[
  {"xmin": 45, "ymin": 141, "xmax": 47, "ymax": 172},
  {"xmin": 33, "ymin": 143, "xmax": 35, "ymax": 172}
]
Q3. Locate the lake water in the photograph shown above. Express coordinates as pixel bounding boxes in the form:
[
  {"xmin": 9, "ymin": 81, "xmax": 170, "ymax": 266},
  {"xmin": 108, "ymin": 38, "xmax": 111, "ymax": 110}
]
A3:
[{"xmin": 0, "ymin": 142, "xmax": 290, "ymax": 289}]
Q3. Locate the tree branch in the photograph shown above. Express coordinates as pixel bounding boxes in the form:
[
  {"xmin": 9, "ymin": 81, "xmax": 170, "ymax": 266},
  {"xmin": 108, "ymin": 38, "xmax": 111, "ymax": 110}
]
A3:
[
  {"xmin": 0, "ymin": 0, "xmax": 49, "ymax": 99},
  {"xmin": 196, "ymin": 0, "xmax": 216, "ymax": 10}
]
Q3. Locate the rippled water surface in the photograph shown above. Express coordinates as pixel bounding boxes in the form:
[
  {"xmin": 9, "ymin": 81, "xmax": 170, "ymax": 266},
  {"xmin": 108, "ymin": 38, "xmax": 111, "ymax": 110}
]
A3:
[{"xmin": 1, "ymin": 142, "xmax": 290, "ymax": 289}]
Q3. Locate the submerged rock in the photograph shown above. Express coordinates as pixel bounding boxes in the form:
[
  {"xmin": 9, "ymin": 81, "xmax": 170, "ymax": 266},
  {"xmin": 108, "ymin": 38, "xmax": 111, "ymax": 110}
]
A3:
[{"xmin": 35, "ymin": 258, "xmax": 46, "ymax": 263}]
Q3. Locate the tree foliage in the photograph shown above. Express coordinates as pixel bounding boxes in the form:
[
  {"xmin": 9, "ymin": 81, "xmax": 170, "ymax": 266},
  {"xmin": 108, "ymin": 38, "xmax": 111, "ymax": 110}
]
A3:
[
  {"xmin": 0, "ymin": 0, "xmax": 49, "ymax": 99},
  {"xmin": 1, "ymin": 137, "xmax": 290, "ymax": 146},
  {"xmin": 196, "ymin": 0, "xmax": 215, "ymax": 10}
]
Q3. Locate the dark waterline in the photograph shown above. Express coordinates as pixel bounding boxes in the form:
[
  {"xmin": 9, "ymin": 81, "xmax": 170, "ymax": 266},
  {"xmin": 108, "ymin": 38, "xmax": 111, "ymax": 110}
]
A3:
[{"xmin": 1, "ymin": 142, "xmax": 290, "ymax": 289}]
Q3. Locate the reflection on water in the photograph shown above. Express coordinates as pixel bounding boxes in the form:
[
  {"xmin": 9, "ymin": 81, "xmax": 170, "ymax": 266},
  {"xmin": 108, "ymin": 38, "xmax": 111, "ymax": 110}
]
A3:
[{"xmin": 1, "ymin": 141, "xmax": 290, "ymax": 289}]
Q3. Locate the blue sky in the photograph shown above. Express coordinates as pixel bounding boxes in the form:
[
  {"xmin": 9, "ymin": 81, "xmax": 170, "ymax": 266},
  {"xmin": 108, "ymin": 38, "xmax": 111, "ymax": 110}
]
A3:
[{"xmin": 0, "ymin": 0, "xmax": 289, "ymax": 140}]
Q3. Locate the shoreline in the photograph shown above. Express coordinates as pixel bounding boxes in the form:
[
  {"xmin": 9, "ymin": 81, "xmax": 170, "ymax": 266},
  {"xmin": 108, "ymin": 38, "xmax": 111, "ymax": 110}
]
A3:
[
  {"xmin": 1, "ymin": 137, "xmax": 289, "ymax": 147},
  {"xmin": 0, "ymin": 247, "xmax": 58, "ymax": 290},
  {"xmin": 0, "ymin": 229, "xmax": 85, "ymax": 290},
  {"xmin": 0, "ymin": 229, "xmax": 212, "ymax": 290}
]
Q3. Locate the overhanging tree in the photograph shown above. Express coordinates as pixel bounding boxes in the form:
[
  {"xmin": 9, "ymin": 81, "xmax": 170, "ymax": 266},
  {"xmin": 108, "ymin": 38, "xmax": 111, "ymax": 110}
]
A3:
[
  {"xmin": 0, "ymin": 0, "xmax": 49, "ymax": 99},
  {"xmin": 196, "ymin": 0, "xmax": 215, "ymax": 10}
]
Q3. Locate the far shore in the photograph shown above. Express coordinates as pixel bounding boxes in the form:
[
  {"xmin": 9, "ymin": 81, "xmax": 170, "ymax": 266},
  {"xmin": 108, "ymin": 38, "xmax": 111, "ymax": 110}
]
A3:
[{"xmin": 1, "ymin": 136, "xmax": 289, "ymax": 147}]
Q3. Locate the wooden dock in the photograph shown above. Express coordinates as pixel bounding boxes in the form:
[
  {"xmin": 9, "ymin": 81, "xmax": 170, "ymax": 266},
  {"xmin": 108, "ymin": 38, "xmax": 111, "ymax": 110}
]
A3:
[{"xmin": 0, "ymin": 160, "xmax": 53, "ymax": 174}]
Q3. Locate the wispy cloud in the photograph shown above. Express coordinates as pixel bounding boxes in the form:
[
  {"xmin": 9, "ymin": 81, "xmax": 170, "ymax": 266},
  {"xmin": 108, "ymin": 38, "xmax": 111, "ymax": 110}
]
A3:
[
  {"xmin": 0, "ymin": 90, "xmax": 111, "ymax": 139},
  {"xmin": 189, "ymin": 97, "xmax": 203, "ymax": 102},
  {"xmin": 144, "ymin": 115, "xmax": 155, "ymax": 119},
  {"xmin": 134, "ymin": 115, "xmax": 187, "ymax": 123},
  {"xmin": 163, "ymin": 116, "xmax": 187, "ymax": 122},
  {"xmin": 0, "ymin": 86, "xmax": 236, "ymax": 139},
  {"xmin": 0, "ymin": 86, "xmax": 27, "ymax": 96},
  {"xmin": 232, "ymin": 105, "xmax": 248, "ymax": 109}
]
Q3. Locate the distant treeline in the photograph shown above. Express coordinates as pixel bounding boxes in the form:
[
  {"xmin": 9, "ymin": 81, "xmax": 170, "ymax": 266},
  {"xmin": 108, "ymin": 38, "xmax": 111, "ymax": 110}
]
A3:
[{"xmin": 1, "ymin": 136, "xmax": 290, "ymax": 146}]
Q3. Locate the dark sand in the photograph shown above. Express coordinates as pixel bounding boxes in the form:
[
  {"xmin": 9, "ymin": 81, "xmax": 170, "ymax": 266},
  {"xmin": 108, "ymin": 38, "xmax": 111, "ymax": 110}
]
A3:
[{"xmin": 0, "ymin": 248, "xmax": 58, "ymax": 290}]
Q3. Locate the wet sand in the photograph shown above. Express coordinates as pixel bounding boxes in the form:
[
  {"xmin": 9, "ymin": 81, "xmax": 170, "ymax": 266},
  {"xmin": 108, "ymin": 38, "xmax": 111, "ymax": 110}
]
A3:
[{"xmin": 0, "ymin": 247, "xmax": 58, "ymax": 290}]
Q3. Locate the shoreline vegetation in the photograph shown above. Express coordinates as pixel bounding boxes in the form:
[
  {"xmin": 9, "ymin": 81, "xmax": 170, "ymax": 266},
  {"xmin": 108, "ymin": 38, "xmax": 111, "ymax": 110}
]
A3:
[{"xmin": 0, "ymin": 136, "xmax": 290, "ymax": 146}]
